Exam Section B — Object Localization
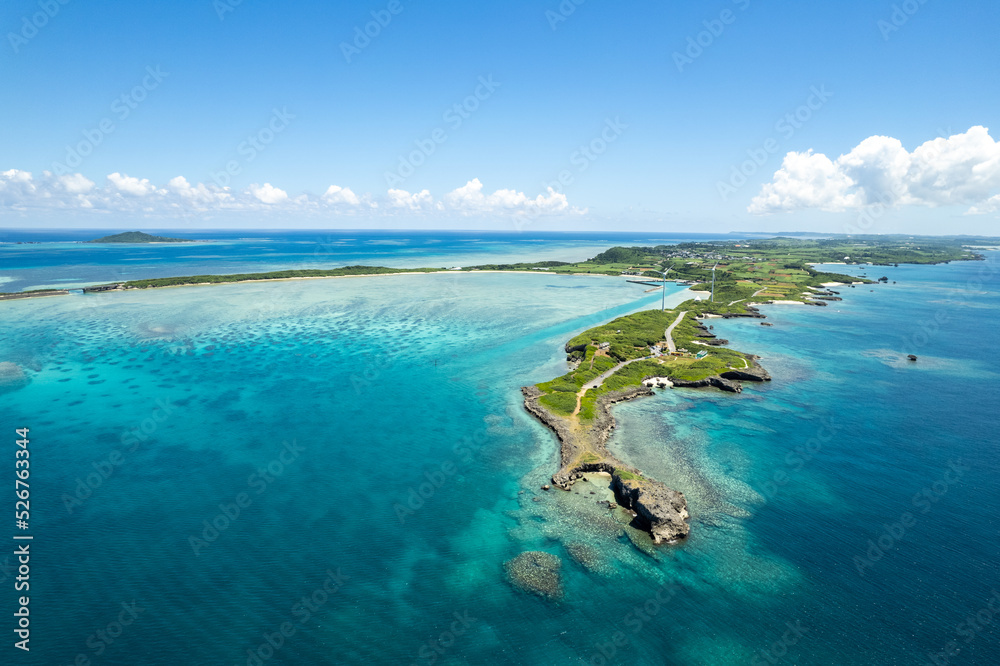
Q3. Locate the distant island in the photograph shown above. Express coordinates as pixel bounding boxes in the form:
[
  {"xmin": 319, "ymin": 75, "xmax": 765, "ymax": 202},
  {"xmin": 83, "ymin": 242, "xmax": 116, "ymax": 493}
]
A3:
[{"xmin": 86, "ymin": 231, "xmax": 195, "ymax": 243}]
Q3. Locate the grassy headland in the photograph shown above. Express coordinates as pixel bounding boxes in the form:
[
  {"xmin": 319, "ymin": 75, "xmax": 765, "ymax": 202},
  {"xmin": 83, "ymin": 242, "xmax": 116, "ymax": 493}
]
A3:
[{"xmin": 521, "ymin": 236, "xmax": 988, "ymax": 545}]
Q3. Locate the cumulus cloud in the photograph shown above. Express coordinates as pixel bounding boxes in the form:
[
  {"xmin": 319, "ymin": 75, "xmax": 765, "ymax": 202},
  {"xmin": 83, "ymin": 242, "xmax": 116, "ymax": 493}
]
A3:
[
  {"xmin": 248, "ymin": 183, "xmax": 289, "ymax": 205},
  {"xmin": 387, "ymin": 188, "xmax": 435, "ymax": 210},
  {"xmin": 440, "ymin": 178, "xmax": 579, "ymax": 215},
  {"xmin": 750, "ymin": 126, "xmax": 1000, "ymax": 215},
  {"xmin": 0, "ymin": 171, "xmax": 584, "ymax": 219},
  {"xmin": 322, "ymin": 185, "xmax": 360, "ymax": 205},
  {"xmin": 107, "ymin": 172, "xmax": 160, "ymax": 197},
  {"xmin": 54, "ymin": 173, "xmax": 95, "ymax": 194},
  {"xmin": 167, "ymin": 176, "xmax": 232, "ymax": 207}
]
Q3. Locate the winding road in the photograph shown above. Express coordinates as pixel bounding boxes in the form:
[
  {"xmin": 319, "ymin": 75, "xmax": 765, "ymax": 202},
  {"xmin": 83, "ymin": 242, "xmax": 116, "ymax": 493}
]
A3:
[
  {"xmin": 571, "ymin": 310, "xmax": 688, "ymax": 416},
  {"xmin": 664, "ymin": 310, "xmax": 686, "ymax": 353}
]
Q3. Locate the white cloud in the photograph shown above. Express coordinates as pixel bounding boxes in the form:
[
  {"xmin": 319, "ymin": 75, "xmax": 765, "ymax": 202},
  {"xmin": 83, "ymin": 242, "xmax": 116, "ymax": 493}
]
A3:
[
  {"xmin": 750, "ymin": 126, "xmax": 1000, "ymax": 215},
  {"xmin": 248, "ymin": 183, "xmax": 289, "ymax": 205},
  {"xmin": 0, "ymin": 169, "xmax": 38, "ymax": 206},
  {"xmin": 322, "ymin": 185, "xmax": 360, "ymax": 205},
  {"xmin": 107, "ymin": 172, "xmax": 160, "ymax": 197},
  {"xmin": 56, "ymin": 173, "xmax": 96, "ymax": 194},
  {"xmin": 0, "ymin": 171, "xmax": 585, "ymax": 219},
  {"xmin": 387, "ymin": 188, "xmax": 435, "ymax": 210},
  {"xmin": 167, "ymin": 176, "xmax": 232, "ymax": 207},
  {"xmin": 440, "ymin": 178, "xmax": 579, "ymax": 215}
]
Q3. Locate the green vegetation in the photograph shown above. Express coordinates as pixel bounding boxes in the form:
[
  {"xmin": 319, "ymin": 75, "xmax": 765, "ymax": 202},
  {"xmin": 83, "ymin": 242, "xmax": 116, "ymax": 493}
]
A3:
[
  {"xmin": 530, "ymin": 235, "xmax": 991, "ymax": 429},
  {"xmin": 115, "ymin": 266, "xmax": 439, "ymax": 289},
  {"xmin": 538, "ymin": 391, "xmax": 578, "ymax": 416},
  {"xmin": 87, "ymin": 231, "xmax": 194, "ymax": 243},
  {"xmin": 0, "ymin": 288, "xmax": 67, "ymax": 300},
  {"xmin": 461, "ymin": 261, "xmax": 570, "ymax": 271},
  {"xmin": 615, "ymin": 468, "xmax": 645, "ymax": 482},
  {"xmin": 458, "ymin": 235, "xmax": 986, "ymax": 286},
  {"xmin": 566, "ymin": 310, "xmax": 677, "ymax": 362}
]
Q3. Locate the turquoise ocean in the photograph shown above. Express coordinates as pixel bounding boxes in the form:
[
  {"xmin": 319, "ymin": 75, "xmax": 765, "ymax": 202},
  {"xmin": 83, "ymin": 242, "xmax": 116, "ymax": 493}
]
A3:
[{"xmin": 1, "ymin": 232, "xmax": 998, "ymax": 665}]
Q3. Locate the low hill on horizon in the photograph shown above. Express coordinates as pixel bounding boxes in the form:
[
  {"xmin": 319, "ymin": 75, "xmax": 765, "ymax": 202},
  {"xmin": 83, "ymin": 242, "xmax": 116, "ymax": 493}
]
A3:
[{"xmin": 86, "ymin": 231, "xmax": 194, "ymax": 243}]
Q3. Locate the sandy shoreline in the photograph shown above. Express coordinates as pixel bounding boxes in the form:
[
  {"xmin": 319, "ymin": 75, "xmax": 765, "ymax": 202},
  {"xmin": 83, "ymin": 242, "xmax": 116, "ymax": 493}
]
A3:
[
  {"xmin": 106, "ymin": 268, "xmax": 629, "ymax": 291},
  {"xmin": 4, "ymin": 268, "xmax": 636, "ymax": 299}
]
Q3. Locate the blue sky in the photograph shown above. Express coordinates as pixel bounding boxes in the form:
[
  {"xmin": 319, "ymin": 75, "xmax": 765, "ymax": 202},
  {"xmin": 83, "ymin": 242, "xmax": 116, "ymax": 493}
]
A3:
[{"xmin": 1, "ymin": 0, "xmax": 998, "ymax": 233}]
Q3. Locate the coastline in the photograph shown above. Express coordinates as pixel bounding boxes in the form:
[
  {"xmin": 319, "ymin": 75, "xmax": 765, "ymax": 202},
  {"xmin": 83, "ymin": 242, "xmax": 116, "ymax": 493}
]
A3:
[{"xmin": 3, "ymin": 268, "xmax": 638, "ymax": 301}]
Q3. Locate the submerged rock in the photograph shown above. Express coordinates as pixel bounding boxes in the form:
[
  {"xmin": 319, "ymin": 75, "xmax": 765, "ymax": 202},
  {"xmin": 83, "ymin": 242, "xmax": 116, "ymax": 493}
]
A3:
[
  {"xmin": 565, "ymin": 541, "xmax": 615, "ymax": 575},
  {"xmin": 0, "ymin": 362, "xmax": 28, "ymax": 391},
  {"xmin": 504, "ymin": 551, "xmax": 563, "ymax": 600}
]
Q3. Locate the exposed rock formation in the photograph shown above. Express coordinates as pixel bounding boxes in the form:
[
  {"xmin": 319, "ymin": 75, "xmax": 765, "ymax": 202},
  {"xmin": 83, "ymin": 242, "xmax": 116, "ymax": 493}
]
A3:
[
  {"xmin": 720, "ymin": 358, "xmax": 772, "ymax": 382},
  {"xmin": 669, "ymin": 376, "xmax": 743, "ymax": 392},
  {"xmin": 522, "ymin": 386, "xmax": 691, "ymax": 543}
]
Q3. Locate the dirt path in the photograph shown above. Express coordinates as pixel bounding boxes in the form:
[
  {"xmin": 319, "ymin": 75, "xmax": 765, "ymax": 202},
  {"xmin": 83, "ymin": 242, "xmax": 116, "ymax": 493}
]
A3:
[
  {"xmin": 664, "ymin": 310, "xmax": 686, "ymax": 353},
  {"xmin": 570, "ymin": 310, "xmax": 687, "ymax": 416}
]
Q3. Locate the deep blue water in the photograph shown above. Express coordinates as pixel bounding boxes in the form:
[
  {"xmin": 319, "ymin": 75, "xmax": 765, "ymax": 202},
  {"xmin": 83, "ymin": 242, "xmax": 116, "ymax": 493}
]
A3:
[{"xmin": 0, "ymin": 239, "xmax": 997, "ymax": 665}]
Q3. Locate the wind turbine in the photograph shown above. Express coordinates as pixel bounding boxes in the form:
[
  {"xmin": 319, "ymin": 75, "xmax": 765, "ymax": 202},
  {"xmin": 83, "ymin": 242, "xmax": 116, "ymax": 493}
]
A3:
[
  {"xmin": 711, "ymin": 263, "xmax": 719, "ymax": 302},
  {"xmin": 654, "ymin": 267, "xmax": 672, "ymax": 311}
]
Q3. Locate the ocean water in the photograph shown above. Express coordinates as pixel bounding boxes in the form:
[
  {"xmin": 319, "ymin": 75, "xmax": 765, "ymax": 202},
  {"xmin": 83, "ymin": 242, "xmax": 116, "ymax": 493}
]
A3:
[
  {"xmin": 0, "ymin": 229, "xmax": 749, "ymax": 292},
  {"xmin": 0, "ymin": 244, "xmax": 998, "ymax": 665}
]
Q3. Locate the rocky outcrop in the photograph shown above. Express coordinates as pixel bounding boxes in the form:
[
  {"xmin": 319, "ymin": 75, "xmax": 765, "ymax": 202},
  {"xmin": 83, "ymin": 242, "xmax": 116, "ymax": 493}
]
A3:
[
  {"xmin": 522, "ymin": 347, "xmax": 775, "ymax": 546},
  {"xmin": 669, "ymin": 376, "xmax": 743, "ymax": 392},
  {"xmin": 522, "ymin": 385, "xmax": 692, "ymax": 544},
  {"xmin": 693, "ymin": 324, "xmax": 717, "ymax": 338},
  {"xmin": 614, "ymin": 474, "xmax": 690, "ymax": 544},
  {"xmin": 720, "ymin": 358, "xmax": 771, "ymax": 382},
  {"xmin": 721, "ymin": 306, "xmax": 766, "ymax": 319}
]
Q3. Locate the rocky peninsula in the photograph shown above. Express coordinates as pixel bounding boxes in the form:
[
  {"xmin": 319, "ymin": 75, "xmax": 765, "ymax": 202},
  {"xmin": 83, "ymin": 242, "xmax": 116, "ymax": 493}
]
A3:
[{"xmin": 521, "ymin": 307, "xmax": 774, "ymax": 545}]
